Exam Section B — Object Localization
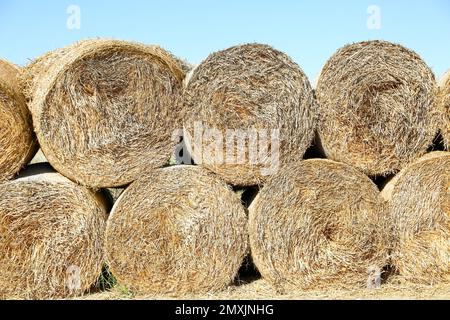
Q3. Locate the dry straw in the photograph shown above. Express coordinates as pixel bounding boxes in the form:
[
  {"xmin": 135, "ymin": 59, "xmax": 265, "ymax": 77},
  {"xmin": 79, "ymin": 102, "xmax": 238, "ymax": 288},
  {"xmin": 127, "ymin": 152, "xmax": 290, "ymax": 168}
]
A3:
[
  {"xmin": 249, "ymin": 159, "xmax": 389, "ymax": 292},
  {"xmin": 105, "ymin": 165, "xmax": 248, "ymax": 296},
  {"xmin": 316, "ymin": 40, "xmax": 439, "ymax": 176},
  {"xmin": 183, "ymin": 43, "xmax": 317, "ymax": 186},
  {"xmin": 0, "ymin": 59, "xmax": 36, "ymax": 181},
  {"xmin": 381, "ymin": 151, "xmax": 450, "ymax": 284},
  {"xmin": 0, "ymin": 165, "xmax": 108, "ymax": 299},
  {"xmin": 438, "ymin": 70, "xmax": 450, "ymax": 149},
  {"xmin": 24, "ymin": 39, "xmax": 187, "ymax": 188}
]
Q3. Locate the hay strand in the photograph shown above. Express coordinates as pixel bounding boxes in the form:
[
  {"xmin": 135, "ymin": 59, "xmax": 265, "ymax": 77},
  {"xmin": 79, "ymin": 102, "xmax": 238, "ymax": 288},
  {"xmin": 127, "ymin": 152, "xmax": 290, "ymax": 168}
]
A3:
[
  {"xmin": 316, "ymin": 40, "xmax": 438, "ymax": 175},
  {"xmin": 105, "ymin": 165, "xmax": 248, "ymax": 295}
]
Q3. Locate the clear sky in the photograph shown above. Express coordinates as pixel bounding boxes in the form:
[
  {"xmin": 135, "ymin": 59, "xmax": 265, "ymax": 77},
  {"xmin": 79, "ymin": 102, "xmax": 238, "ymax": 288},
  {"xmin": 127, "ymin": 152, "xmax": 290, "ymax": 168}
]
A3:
[{"xmin": 0, "ymin": 0, "xmax": 449, "ymax": 81}]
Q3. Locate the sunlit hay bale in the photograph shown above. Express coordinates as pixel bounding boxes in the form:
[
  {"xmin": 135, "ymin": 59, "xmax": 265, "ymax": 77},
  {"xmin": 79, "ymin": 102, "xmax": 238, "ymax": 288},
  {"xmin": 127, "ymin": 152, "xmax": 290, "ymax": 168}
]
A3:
[
  {"xmin": 438, "ymin": 70, "xmax": 450, "ymax": 149},
  {"xmin": 381, "ymin": 151, "xmax": 450, "ymax": 284},
  {"xmin": 183, "ymin": 43, "xmax": 317, "ymax": 186},
  {"xmin": 24, "ymin": 39, "xmax": 187, "ymax": 188},
  {"xmin": 0, "ymin": 59, "xmax": 37, "ymax": 181},
  {"xmin": 316, "ymin": 40, "xmax": 439, "ymax": 176},
  {"xmin": 0, "ymin": 164, "xmax": 108, "ymax": 299},
  {"xmin": 248, "ymin": 159, "xmax": 389, "ymax": 292},
  {"xmin": 105, "ymin": 165, "xmax": 248, "ymax": 296}
]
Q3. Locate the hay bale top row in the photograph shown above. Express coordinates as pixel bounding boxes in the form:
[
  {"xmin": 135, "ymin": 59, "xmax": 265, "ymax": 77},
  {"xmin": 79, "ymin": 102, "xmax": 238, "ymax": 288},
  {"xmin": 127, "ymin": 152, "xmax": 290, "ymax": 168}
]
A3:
[{"xmin": 1, "ymin": 39, "xmax": 448, "ymax": 188}]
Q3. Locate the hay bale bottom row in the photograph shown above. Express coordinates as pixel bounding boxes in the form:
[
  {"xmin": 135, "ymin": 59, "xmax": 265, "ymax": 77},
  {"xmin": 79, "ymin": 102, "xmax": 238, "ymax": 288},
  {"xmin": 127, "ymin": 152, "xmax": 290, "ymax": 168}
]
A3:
[
  {"xmin": 0, "ymin": 166, "xmax": 107, "ymax": 299},
  {"xmin": 0, "ymin": 153, "xmax": 449, "ymax": 298}
]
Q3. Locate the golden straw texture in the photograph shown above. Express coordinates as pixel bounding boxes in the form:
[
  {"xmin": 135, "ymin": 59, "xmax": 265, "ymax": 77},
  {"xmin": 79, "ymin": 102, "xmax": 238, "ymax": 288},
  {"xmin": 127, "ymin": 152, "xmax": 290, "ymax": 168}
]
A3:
[
  {"xmin": 0, "ymin": 165, "xmax": 108, "ymax": 299},
  {"xmin": 316, "ymin": 40, "xmax": 438, "ymax": 176},
  {"xmin": 24, "ymin": 39, "xmax": 186, "ymax": 188},
  {"xmin": 105, "ymin": 165, "xmax": 248, "ymax": 296},
  {"xmin": 249, "ymin": 159, "xmax": 389, "ymax": 292},
  {"xmin": 382, "ymin": 152, "xmax": 450, "ymax": 284},
  {"xmin": 438, "ymin": 70, "xmax": 450, "ymax": 149},
  {"xmin": 0, "ymin": 59, "xmax": 36, "ymax": 181}
]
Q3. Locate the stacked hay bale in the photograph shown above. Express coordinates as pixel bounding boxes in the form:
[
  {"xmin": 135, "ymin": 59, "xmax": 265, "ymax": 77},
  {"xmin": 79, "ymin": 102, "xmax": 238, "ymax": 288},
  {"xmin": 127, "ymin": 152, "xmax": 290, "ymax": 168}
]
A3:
[
  {"xmin": 24, "ymin": 39, "xmax": 187, "ymax": 188},
  {"xmin": 105, "ymin": 166, "xmax": 248, "ymax": 295},
  {"xmin": 0, "ymin": 59, "xmax": 36, "ymax": 181},
  {"xmin": 1, "ymin": 38, "xmax": 447, "ymax": 299},
  {"xmin": 381, "ymin": 152, "xmax": 450, "ymax": 284},
  {"xmin": 438, "ymin": 70, "xmax": 450, "ymax": 149},
  {"xmin": 316, "ymin": 40, "xmax": 439, "ymax": 176},
  {"xmin": 183, "ymin": 43, "xmax": 317, "ymax": 186},
  {"xmin": 0, "ymin": 165, "xmax": 108, "ymax": 299},
  {"xmin": 249, "ymin": 159, "xmax": 389, "ymax": 292}
]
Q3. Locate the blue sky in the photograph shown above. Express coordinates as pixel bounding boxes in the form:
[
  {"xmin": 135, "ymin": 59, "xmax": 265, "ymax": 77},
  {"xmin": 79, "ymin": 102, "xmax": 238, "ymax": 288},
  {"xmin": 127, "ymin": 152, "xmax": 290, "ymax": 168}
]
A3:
[{"xmin": 0, "ymin": 0, "xmax": 449, "ymax": 81}]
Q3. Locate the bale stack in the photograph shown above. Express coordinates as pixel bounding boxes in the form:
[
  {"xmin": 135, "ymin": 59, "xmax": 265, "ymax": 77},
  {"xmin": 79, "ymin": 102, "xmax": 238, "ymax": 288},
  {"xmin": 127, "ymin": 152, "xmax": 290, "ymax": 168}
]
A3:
[
  {"xmin": 438, "ymin": 70, "xmax": 450, "ymax": 149},
  {"xmin": 105, "ymin": 166, "xmax": 248, "ymax": 295},
  {"xmin": 316, "ymin": 40, "xmax": 438, "ymax": 176},
  {"xmin": 0, "ymin": 165, "xmax": 108, "ymax": 299},
  {"xmin": 24, "ymin": 39, "xmax": 187, "ymax": 188},
  {"xmin": 183, "ymin": 43, "xmax": 317, "ymax": 186},
  {"xmin": 381, "ymin": 152, "xmax": 450, "ymax": 284},
  {"xmin": 2, "ymin": 38, "xmax": 448, "ymax": 298},
  {"xmin": 249, "ymin": 159, "xmax": 389, "ymax": 292},
  {"xmin": 0, "ymin": 59, "xmax": 36, "ymax": 181}
]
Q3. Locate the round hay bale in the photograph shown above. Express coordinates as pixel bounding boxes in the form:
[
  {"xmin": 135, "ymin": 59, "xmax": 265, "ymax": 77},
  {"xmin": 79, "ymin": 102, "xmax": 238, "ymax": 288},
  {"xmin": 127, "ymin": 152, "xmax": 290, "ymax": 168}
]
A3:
[
  {"xmin": 183, "ymin": 43, "xmax": 317, "ymax": 186},
  {"xmin": 438, "ymin": 70, "xmax": 450, "ymax": 149},
  {"xmin": 25, "ymin": 39, "xmax": 187, "ymax": 188},
  {"xmin": 0, "ymin": 59, "xmax": 37, "ymax": 181},
  {"xmin": 381, "ymin": 151, "xmax": 450, "ymax": 284},
  {"xmin": 316, "ymin": 40, "xmax": 438, "ymax": 176},
  {"xmin": 248, "ymin": 159, "xmax": 389, "ymax": 292},
  {"xmin": 105, "ymin": 165, "xmax": 248, "ymax": 295},
  {"xmin": 0, "ymin": 164, "xmax": 108, "ymax": 299}
]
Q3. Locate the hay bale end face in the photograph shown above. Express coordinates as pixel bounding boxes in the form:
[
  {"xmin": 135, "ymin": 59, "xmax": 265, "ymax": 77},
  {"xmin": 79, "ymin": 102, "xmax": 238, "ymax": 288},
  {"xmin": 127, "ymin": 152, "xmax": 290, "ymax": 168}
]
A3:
[
  {"xmin": 249, "ymin": 159, "xmax": 389, "ymax": 292},
  {"xmin": 0, "ymin": 60, "xmax": 37, "ymax": 181},
  {"xmin": 105, "ymin": 165, "xmax": 248, "ymax": 295},
  {"xmin": 183, "ymin": 43, "xmax": 317, "ymax": 186},
  {"xmin": 25, "ymin": 39, "xmax": 186, "ymax": 188},
  {"xmin": 439, "ymin": 70, "xmax": 450, "ymax": 149},
  {"xmin": 382, "ymin": 152, "xmax": 450, "ymax": 284},
  {"xmin": 0, "ymin": 165, "xmax": 108, "ymax": 299},
  {"xmin": 316, "ymin": 40, "xmax": 438, "ymax": 176}
]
